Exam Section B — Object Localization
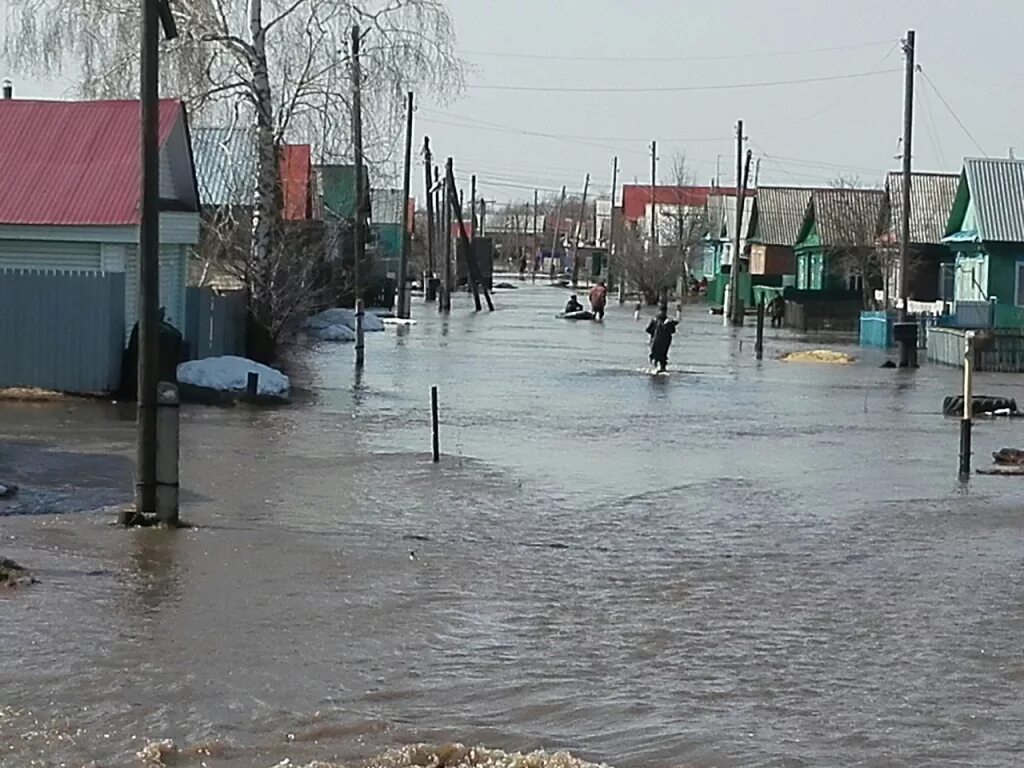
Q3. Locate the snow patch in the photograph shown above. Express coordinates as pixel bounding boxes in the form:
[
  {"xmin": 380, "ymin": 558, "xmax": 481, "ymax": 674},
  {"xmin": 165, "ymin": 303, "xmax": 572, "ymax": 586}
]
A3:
[
  {"xmin": 307, "ymin": 308, "xmax": 385, "ymax": 333},
  {"xmin": 313, "ymin": 324, "xmax": 357, "ymax": 342},
  {"xmin": 176, "ymin": 356, "xmax": 290, "ymax": 398}
]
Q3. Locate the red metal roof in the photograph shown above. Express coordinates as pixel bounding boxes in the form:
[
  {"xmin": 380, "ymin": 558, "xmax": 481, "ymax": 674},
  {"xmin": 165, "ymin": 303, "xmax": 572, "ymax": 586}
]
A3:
[
  {"xmin": 0, "ymin": 98, "xmax": 182, "ymax": 226},
  {"xmin": 279, "ymin": 143, "xmax": 312, "ymax": 221},
  {"xmin": 621, "ymin": 184, "xmax": 750, "ymax": 222}
]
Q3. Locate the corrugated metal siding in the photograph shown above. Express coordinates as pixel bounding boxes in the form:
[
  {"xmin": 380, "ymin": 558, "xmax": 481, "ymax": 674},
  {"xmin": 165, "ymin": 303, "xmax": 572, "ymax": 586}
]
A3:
[
  {"xmin": 886, "ymin": 172, "xmax": 959, "ymax": 244},
  {"xmin": 813, "ymin": 188, "xmax": 886, "ymax": 247},
  {"xmin": 0, "ymin": 270, "xmax": 125, "ymax": 393},
  {"xmin": 964, "ymin": 158, "xmax": 1024, "ymax": 242},
  {"xmin": 124, "ymin": 244, "xmax": 188, "ymax": 339},
  {"xmin": 0, "ymin": 240, "xmax": 101, "ymax": 270}
]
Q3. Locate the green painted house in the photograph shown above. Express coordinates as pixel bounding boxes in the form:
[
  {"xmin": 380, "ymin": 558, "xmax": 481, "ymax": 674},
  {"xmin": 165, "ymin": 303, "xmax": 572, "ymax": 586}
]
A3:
[
  {"xmin": 793, "ymin": 187, "xmax": 886, "ymax": 300},
  {"xmin": 943, "ymin": 158, "xmax": 1024, "ymax": 327}
]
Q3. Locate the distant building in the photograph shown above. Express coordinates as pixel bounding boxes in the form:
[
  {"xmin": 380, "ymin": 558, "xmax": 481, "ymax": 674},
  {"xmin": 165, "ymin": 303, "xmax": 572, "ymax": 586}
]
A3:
[{"xmin": 748, "ymin": 186, "xmax": 815, "ymax": 278}]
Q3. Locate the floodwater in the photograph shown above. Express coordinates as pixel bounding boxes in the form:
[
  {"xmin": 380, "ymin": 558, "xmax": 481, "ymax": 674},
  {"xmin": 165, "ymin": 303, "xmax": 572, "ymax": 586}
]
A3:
[{"xmin": 3, "ymin": 280, "xmax": 1024, "ymax": 768}]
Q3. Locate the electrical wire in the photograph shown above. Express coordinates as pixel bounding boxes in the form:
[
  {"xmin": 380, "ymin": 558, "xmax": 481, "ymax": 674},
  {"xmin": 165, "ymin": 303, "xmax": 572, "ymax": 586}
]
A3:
[
  {"xmin": 917, "ymin": 81, "xmax": 948, "ymax": 170},
  {"xmin": 918, "ymin": 67, "xmax": 988, "ymax": 157},
  {"xmin": 458, "ymin": 39, "xmax": 896, "ymax": 64},
  {"xmin": 464, "ymin": 68, "xmax": 902, "ymax": 94}
]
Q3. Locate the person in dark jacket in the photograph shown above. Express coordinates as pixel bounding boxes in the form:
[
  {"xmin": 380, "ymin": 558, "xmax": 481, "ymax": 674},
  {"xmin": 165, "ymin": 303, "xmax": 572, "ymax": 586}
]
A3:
[
  {"xmin": 564, "ymin": 294, "xmax": 584, "ymax": 314},
  {"xmin": 769, "ymin": 295, "xmax": 785, "ymax": 328},
  {"xmin": 646, "ymin": 306, "xmax": 677, "ymax": 372}
]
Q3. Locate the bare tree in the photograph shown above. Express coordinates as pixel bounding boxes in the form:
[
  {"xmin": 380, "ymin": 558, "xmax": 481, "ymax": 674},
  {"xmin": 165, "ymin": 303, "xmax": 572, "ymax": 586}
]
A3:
[
  {"xmin": 622, "ymin": 153, "xmax": 707, "ymax": 304},
  {"xmin": 3, "ymin": 0, "xmax": 463, "ymax": 353}
]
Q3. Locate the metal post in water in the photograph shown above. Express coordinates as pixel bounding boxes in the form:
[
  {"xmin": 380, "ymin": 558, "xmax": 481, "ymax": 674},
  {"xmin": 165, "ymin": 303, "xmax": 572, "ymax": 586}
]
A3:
[
  {"xmin": 355, "ymin": 299, "xmax": 365, "ymax": 368},
  {"xmin": 959, "ymin": 331, "xmax": 974, "ymax": 479},
  {"xmin": 430, "ymin": 385, "xmax": 440, "ymax": 463},
  {"xmin": 155, "ymin": 382, "xmax": 179, "ymax": 526},
  {"xmin": 755, "ymin": 296, "xmax": 765, "ymax": 360}
]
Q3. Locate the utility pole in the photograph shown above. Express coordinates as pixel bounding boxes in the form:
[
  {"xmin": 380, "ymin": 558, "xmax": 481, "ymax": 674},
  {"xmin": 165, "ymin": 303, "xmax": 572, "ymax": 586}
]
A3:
[
  {"xmin": 898, "ymin": 29, "xmax": 916, "ymax": 368},
  {"xmin": 550, "ymin": 185, "xmax": 567, "ymax": 280},
  {"xmin": 609, "ymin": 156, "xmax": 619, "ymax": 295},
  {"xmin": 441, "ymin": 158, "xmax": 453, "ymax": 311},
  {"xmin": 422, "ymin": 137, "xmax": 435, "ymax": 288},
  {"xmin": 479, "ymin": 198, "xmax": 486, "ymax": 236},
  {"xmin": 572, "ymin": 173, "xmax": 590, "ymax": 286},
  {"xmin": 532, "ymin": 189, "xmax": 539, "ymax": 281},
  {"xmin": 650, "ymin": 140, "xmax": 657, "ymax": 258},
  {"xmin": 351, "ymin": 24, "xmax": 366, "ymax": 367},
  {"xmin": 128, "ymin": 0, "xmax": 177, "ymax": 526},
  {"xmin": 398, "ymin": 90, "xmax": 413, "ymax": 319},
  {"xmin": 470, "ymin": 174, "xmax": 477, "ymax": 236},
  {"xmin": 727, "ymin": 121, "xmax": 751, "ymax": 326}
]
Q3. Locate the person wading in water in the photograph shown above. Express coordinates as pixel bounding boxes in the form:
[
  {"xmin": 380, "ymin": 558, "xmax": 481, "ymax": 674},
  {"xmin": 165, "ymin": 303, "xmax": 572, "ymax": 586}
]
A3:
[
  {"xmin": 589, "ymin": 280, "xmax": 608, "ymax": 321},
  {"xmin": 646, "ymin": 305, "xmax": 678, "ymax": 372}
]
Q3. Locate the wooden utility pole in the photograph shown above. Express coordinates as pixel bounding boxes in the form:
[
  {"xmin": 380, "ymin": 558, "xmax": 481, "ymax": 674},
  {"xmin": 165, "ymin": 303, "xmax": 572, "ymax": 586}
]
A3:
[
  {"xmin": 609, "ymin": 156, "xmax": 619, "ymax": 295},
  {"xmin": 479, "ymin": 199, "xmax": 487, "ymax": 236},
  {"xmin": 725, "ymin": 120, "xmax": 745, "ymax": 326},
  {"xmin": 898, "ymin": 29, "xmax": 916, "ymax": 368},
  {"xmin": 470, "ymin": 174, "xmax": 477, "ymax": 236},
  {"xmin": 398, "ymin": 90, "xmax": 414, "ymax": 318},
  {"xmin": 532, "ymin": 189, "xmax": 539, "ymax": 281},
  {"xmin": 650, "ymin": 141, "xmax": 658, "ymax": 257},
  {"xmin": 572, "ymin": 173, "xmax": 590, "ymax": 286},
  {"xmin": 729, "ymin": 149, "xmax": 753, "ymax": 325},
  {"xmin": 351, "ymin": 24, "xmax": 367, "ymax": 368},
  {"xmin": 550, "ymin": 185, "xmax": 567, "ymax": 280},
  {"xmin": 423, "ymin": 137, "xmax": 435, "ymax": 283},
  {"xmin": 441, "ymin": 159, "xmax": 452, "ymax": 311},
  {"xmin": 446, "ymin": 160, "xmax": 494, "ymax": 311}
]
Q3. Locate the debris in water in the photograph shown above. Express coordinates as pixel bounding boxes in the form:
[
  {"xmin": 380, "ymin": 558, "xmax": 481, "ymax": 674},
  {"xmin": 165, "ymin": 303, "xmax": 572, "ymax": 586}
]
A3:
[
  {"xmin": 137, "ymin": 739, "xmax": 177, "ymax": 765},
  {"xmin": 0, "ymin": 557, "xmax": 36, "ymax": 587},
  {"xmin": 0, "ymin": 482, "xmax": 17, "ymax": 498},
  {"xmin": 780, "ymin": 349, "xmax": 855, "ymax": 364},
  {"xmin": 283, "ymin": 743, "xmax": 613, "ymax": 768}
]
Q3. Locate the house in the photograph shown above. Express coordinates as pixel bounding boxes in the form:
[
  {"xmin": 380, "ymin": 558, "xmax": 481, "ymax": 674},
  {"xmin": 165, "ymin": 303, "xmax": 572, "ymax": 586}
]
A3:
[
  {"xmin": 880, "ymin": 171, "xmax": 959, "ymax": 304},
  {"xmin": 943, "ymin": 158, "xmax": 1024, "ymax": 327},
  {"xmin": 281, "ymin": 144, "xmax": 313, "ymax": 221},
  {"xmin": 748, "ymin": 186, "xmax": 814, "ymax": 278},
  {"xmin": 698, "ymin": 193, "xmax": 756, "ymax": 308},
  {"xmin": 794, "ymin": 187, "xmax": 886, "ymax": 296},
  {"xmin": 621, "ymin": 184, "xmax": 741, "ymax": 250},
  {"xmin": 0, "ymin": 97, "xmax": 199, "ymax": 337},
  {"xmin": 190, "ymin": 126, "xmax": 258, "ymax": 288}
]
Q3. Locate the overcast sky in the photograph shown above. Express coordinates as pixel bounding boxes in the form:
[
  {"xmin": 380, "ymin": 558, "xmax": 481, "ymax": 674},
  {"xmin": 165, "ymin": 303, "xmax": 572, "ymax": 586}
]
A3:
[{"xmin": 3, "ymin": 0, "xmax": 1021, "ymax": 206}]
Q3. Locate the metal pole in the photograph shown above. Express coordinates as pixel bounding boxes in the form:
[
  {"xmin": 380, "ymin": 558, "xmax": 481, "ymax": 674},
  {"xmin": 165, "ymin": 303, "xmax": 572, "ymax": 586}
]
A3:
[
  {"xmin": 398, "ymin": 90, "xmax": 413, "ymax": 319},
  {"xmin": 532, "ymin": 189, "xmax": 539, "ymax": 282},
  {"xmin": 128, "ymin": 0, "xmax": 161, "ymax": 525},
  {"xmin": 755, "ymin": 296, "xmax": 765, "ymax": 360},
  {"xmin": 959, "ymin": 331, "xmax": 974, "ymax": 479},
  {"xmin": 898, "ymin": 29, "xmax": 916, "ymax": 367},
  {"xmin": 431, "ymin": 385, "xmax": 440, "ymax": 463}
]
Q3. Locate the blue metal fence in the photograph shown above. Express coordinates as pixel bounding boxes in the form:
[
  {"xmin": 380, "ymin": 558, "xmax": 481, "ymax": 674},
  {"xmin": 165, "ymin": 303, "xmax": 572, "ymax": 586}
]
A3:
[{"xmin": 0, "ymin": 269, "xmax": 125, "ymax": 393}]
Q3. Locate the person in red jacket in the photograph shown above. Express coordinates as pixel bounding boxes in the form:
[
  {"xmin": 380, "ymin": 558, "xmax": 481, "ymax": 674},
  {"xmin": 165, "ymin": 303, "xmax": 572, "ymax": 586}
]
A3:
[{"xmin": 589, "ymin": 280, "xmax": 608, "ymax": 321}]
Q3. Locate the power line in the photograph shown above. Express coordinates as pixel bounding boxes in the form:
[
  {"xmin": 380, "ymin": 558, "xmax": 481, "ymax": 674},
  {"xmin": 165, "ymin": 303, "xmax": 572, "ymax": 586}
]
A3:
[
  {"xmin": 419, "ymin": 114, "xmax": 649, "ymax": 156},
  {"xmin": 463, "ymin": 68, "xmax": 901, "ymax": 94},
  {"xmin": 458, "ymin": 39, "xmax": 896, "ymax": 64},
  {"xmin": 918, "ymin": 67, "xmax": 988, "ymax": 157}
]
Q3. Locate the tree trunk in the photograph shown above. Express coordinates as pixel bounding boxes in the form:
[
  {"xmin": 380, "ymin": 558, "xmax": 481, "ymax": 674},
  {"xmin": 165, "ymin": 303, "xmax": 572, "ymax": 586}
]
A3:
[{"xmin": 248, "ymin": 0, "xmax": 283, "ymax": 340}]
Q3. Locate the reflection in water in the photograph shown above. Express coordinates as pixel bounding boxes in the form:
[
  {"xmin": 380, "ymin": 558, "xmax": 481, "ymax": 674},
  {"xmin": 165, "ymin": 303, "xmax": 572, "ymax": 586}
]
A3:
[{"xmin": 126, "ymin": 528, "xmax": 181, "ymax": 614}]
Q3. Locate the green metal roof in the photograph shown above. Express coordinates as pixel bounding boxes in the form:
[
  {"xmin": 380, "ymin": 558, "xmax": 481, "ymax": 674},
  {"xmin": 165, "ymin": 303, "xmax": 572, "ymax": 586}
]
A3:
[
  {"xmin": 318, "ymin": 164, "xmax": 366, "ymax": 220},
  {"xmin": 946, "ymin": 158, "xmax": 1024, "ymax": 243}
]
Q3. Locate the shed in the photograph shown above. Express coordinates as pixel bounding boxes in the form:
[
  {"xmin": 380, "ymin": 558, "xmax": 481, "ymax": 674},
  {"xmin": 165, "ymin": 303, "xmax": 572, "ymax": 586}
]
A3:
[
  {"xmin": 0, "ymin": 98, "xmax": 200, "ymax": 338},
  {"xmin": 748, "ymin": 186, "xmax": 815, "ymax": 276}
]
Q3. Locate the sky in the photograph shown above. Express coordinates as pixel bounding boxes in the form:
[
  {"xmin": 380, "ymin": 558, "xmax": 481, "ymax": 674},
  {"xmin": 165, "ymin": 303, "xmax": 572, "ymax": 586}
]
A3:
[{"xmin": 2, "ymin": 0, "xmax": 1021, "ymax": 207}]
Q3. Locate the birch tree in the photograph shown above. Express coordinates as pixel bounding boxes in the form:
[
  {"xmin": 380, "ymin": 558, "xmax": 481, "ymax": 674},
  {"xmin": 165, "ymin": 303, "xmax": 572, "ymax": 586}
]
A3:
[{"xmin": 2, "ymin": 0, "xmax": 462, "ymax": 350}]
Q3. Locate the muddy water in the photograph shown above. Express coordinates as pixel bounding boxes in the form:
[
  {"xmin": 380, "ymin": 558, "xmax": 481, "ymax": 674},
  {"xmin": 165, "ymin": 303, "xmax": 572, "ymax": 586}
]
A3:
[{"xmin": 3, "ymin": 282, "xmax": 1024, "ymax": 768}]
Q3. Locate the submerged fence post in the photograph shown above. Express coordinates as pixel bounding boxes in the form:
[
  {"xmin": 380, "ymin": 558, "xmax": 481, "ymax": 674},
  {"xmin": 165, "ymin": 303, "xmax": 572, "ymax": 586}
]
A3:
[
  {"xmin": 959, "ymin": 331, "xmax": 974, "ymax": 479},
  {"xmin": 246, "ymin": 372, "xmax": 259, "ymax": 397},
  {"xmin": 755, "ymin": 296, "xmax": 765, "ymax": 360},
  {"xmin": 355, "ymin": 299, "xmax": 365, "ymax": 368},
  {"xmin": 155, "ymin": 381, "xmax": 179, "ymax": 526},
  {"xmin": 431, "ymin": 386, "xmax": 440, "ymax": 463}
]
